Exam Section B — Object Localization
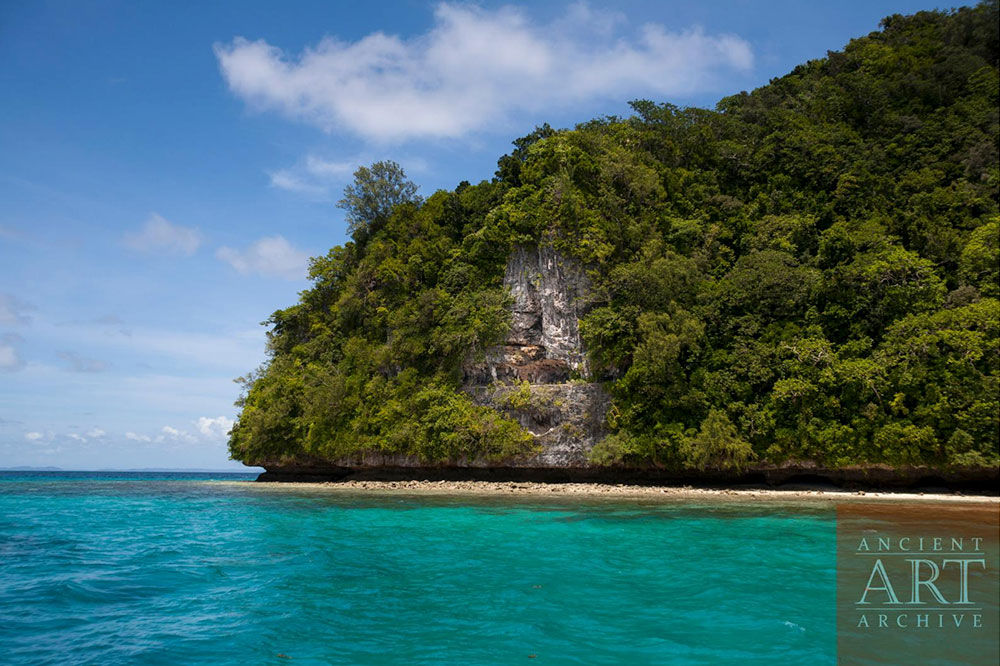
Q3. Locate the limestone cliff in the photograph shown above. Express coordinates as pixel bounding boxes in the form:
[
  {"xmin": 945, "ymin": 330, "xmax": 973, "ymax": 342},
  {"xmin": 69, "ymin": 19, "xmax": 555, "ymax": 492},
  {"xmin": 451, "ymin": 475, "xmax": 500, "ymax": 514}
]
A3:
[
  {"xmin": 464, "ymin": 245, "xmax": 591, "ymax": 384},
  {"xmin": 462, "ymin": 244, "xmax": 609, "ymax": 466}
]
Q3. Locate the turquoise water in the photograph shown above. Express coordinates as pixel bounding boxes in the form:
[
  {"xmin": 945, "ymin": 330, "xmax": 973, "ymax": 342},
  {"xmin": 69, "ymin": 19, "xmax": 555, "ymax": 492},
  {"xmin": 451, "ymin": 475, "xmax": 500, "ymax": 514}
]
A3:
[{"xmin": 1, "ymin": 472, "xmax": 836, "ymax": 664}]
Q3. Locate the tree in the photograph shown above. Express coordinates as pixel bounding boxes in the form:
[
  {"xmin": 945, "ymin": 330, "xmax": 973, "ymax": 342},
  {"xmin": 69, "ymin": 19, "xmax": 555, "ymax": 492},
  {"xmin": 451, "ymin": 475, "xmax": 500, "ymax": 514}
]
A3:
[
  {"xmin": 959, "ymin": 219, "xmax": 999, "ymax": 298},
  {"xmin": 494, "ymin": 123, "xmax": 557, "ymax": 185},
  {"xmin": 681, "ymin": 409, "xmax": 755, "ymax": 471},
  {"xmin": 338, "ymin": 161, "xmax": 421, "ymax": 242}
]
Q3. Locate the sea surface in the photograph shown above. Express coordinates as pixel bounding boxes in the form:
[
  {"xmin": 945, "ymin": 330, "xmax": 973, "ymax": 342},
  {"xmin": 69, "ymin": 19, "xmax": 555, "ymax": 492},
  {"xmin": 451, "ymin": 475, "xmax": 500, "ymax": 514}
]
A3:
[{"xmin": 1, "ymin": 472, "xmax": 836, "ymax": 664}]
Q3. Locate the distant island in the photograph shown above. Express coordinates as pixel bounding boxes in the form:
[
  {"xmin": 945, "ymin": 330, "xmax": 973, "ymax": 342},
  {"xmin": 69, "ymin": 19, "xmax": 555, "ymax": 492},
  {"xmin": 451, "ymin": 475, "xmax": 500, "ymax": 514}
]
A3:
[
  {"xmin": 228, "ymin": 2, "xmax": 999, "ymax": 487},
  {"xmin": 2, "ymin": 466, "xmax": 65, "ymax": 472}
]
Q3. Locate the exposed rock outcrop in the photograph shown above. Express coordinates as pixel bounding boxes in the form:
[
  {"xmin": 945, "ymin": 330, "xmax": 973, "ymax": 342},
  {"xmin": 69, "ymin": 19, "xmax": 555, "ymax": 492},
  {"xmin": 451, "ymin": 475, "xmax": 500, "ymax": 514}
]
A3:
[
  {"xmin": 462, "ymin": 244, "xmax": 610, "ymax": 466},
  {"xmin": 464, "ymin": 245, "xmax": 592, "ymax": 385},
  {"xmin": 465, "ymin": 382, "xmax": 610, "ymax": 466}
]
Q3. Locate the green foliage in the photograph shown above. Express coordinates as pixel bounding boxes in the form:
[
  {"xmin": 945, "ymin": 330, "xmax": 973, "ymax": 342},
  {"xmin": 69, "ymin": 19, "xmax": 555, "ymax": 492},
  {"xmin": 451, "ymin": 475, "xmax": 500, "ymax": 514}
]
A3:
[
  {"xmin": 232, "ymin": 2, "xmax": 999, "ymax": 470},
  {"xmin": 680, "ymin": 410, "xmax": 755, "ymax": 471},
  {"xmin": 960, "ymin": 218, "xmax": 1000, "ymax": 297},
  {"xmin": 338, "ymin": 161, "xmax": 422, "ymax": 243}
]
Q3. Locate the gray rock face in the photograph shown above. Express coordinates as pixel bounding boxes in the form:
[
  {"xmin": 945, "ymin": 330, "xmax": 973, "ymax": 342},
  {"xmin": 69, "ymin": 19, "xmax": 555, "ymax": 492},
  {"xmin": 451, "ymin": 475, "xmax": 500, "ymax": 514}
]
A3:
[
  {"xmin": 508, "ymin": 244, "xmax": 591, "ymax": 375},
  {"xmin": 465, "ymin": 383, "xmax": 610, "ymax": 466},
  {"xmin": 465, "ymin": 245, "xmax": 592, "ymax": 384},
  {"xmin": 462, "ymin": 244, "xmax": 609, "ymax": 466}
]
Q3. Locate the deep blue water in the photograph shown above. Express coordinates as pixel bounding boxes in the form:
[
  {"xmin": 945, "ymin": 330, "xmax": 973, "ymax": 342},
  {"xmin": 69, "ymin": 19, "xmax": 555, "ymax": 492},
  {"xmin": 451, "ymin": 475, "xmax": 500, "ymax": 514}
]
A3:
[{"xmin": 0, "ymin": 472, "xmax": 836, "ymax": 664}]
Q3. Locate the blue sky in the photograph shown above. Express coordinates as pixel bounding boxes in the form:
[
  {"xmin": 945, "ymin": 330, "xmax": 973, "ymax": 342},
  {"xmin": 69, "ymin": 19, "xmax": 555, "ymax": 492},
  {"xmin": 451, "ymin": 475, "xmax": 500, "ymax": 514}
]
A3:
[{"xmin": 0, "ymin": 0, "xmax": 949, "ymax": 470}]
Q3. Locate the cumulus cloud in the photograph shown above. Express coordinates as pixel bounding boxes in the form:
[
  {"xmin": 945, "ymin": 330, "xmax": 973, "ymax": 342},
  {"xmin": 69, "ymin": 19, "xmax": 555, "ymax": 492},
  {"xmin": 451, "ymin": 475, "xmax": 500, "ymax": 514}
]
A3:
[
  {"xmin": 196, "ymin": 415, "xmax": 235, "ymax": 438},
  {"xmin": 0, "ymin": 293, "xmax": 35, "ymax": 326},
  {"xmin": 215, "ymin": 2, "xmax": 753, "ymax": 141},
  {"xmin": 216, "ymin": 236, "xmax": 311, "ymax": 280},
  {"xmin": 24, "ymin": 431, "xmax": 43, "ymax": 441},
  {"xmin": 125, "ymin": 431, "xmax": 152, "ymax": 442},
  {"xmin": 56, "ymin": 350, "xmax": 111, "ymax": 373},
  {"xmin": 0, "ymin": 334, "xmax": 25, "ymax": 372},
  {"xmin": 123, "ymin": 213, "xmax": 202, "ymax": 256},
  {"xmin": 157, "ymin": 425, "xmax": 197, "ymax": 443},
  {"xmin": 86, "ymin": 427, "xmax": 106, "ymax": 439}
]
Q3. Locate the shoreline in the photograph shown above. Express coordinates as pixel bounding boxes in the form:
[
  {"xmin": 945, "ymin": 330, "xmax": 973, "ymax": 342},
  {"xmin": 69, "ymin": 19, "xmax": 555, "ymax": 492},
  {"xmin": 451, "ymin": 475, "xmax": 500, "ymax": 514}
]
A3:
[{"xmin": 232, "ymin": 479, "xmax": 1000, "ymax": 503}]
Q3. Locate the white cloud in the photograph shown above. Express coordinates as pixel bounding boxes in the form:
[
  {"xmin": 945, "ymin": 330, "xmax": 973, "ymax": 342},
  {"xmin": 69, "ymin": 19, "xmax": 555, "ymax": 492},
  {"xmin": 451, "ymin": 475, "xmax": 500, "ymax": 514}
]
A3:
[
  {"xmin": 86, "ymin": 427, "xmax": 106, "ymax": 438},
  {"xmin": 266, "ymin": 156, "xmax": 358, "ymax": 197},
  {"xmin": 123, "ymin": 213, "xmax": 202, "ymax": 256},
  {"xmin": 158, "ymin": 425, "xmax": 197, "ymax": 443},
  {"xmin": 267, "ymin": 169, "xmax": 329, "ymax": 196},
  {"xmin": 125, "ymin": 431, "xmax": 152, "ymax": 442},
  {"xmin": 0, "ymin": 334, "xmax": 25, "ymax": 372},
  {"xmin": 0, "ymin": 345, "xmax": 20, "ymax": 370},
  {"xmin": 24, "ymin": 431, "xmax": 43, "ymax": 441},
  {"xmin": 215, "ymin": 2, "xmax": 753, "ymax": 142},
  {"xmin": 216, "ymin": 236, "xmax": 310, "ymax": 280},
  {"xmin": 196, "ymin": 415, "xmax": 234, "ymax": 438},
  {"xmin": 0, "ymin": 293, "xmax": 35, "ymax": 326},
  {"xmin": 304, "ymin": 156, "xmax": 356, "ymax": 178}
]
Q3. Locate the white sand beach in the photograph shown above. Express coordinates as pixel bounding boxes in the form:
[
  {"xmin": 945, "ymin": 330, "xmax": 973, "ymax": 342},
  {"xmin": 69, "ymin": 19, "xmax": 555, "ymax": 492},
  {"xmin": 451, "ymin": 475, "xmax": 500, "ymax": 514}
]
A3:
[{"xmin": 240, "ymin": 479, "xmax": 1000, "ymax": 503}]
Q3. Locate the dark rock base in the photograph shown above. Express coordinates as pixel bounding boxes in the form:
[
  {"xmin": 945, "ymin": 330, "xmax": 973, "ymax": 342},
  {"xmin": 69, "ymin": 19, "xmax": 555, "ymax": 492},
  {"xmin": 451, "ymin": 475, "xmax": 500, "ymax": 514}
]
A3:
[{"xmin": 254, "ymin": 464, "xmax": 999, "ymax": 494}]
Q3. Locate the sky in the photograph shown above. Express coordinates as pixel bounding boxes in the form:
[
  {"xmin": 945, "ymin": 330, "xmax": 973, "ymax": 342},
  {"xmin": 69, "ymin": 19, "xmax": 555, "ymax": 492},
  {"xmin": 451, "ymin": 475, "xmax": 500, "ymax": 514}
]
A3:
[{"xmin": 0, "ymin": 0, "xmax": 952, "ymax": 470}]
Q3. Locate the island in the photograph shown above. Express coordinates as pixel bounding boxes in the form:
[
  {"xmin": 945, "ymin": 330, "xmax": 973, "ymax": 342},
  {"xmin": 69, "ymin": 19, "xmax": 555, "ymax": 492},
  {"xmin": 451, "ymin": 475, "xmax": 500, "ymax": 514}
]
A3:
[{"xmin": 228, "ymin": 2, "xmax": 999, "ymax": 491}]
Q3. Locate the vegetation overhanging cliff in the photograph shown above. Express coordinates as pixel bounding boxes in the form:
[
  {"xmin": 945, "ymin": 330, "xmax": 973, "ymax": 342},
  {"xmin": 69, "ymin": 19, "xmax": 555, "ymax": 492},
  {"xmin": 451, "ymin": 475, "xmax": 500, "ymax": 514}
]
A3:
[{"xmin": 229, "ymin": 2, "xmax": 999, "ymax": 474}]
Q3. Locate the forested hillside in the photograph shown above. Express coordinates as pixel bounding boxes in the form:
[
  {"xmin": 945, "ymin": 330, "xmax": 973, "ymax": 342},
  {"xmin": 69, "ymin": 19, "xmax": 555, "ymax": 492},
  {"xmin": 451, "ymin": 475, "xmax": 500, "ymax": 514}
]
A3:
[{"xmin": 230, "ymin": 2, "xmax": 999, "ymax": 470}]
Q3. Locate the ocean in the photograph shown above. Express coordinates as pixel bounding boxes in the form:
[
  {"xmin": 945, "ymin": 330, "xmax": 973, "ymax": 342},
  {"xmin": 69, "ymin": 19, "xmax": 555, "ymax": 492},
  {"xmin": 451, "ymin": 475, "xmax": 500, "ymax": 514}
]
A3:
[{"xmin": 0, "ymin": 472, "xmax": 836, "ymax": 664}]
